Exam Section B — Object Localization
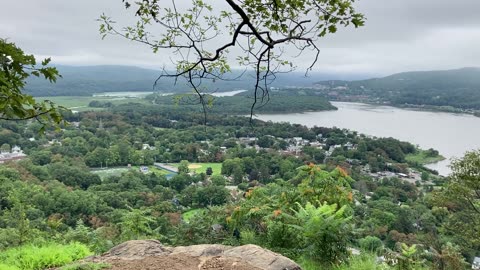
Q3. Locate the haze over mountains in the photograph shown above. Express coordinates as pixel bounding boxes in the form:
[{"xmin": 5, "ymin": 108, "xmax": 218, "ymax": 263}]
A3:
[
  {"xmin": 25, "ymin": 65, "xmax": 480, "ymax": 111},
  {"xmin": 24, "ymin": 65, "xmax": 372, "ymax": 97}
]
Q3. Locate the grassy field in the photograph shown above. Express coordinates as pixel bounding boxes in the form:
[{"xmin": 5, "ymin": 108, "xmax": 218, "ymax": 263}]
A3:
[
  {"xmin": 131, "ymin": 166, "xmax": 170, "ymax": 175},
  {"xmin": 91, "ymin": 166, "xmax": 171, "ymax": 179},
  {"xmin": 170, "ymin": 162, "xmax": 223, "ymax": 176},
  {"xmin": 182, "ymin": 209, "xmax": 206, "ymax": 223},
  {"xmin": 91, "ymin": 167, "xmax": 131, "ymax": 179},
  {"xmin": 406, "ymin": 150, "xmax": 445, "ymax": 165},
  {"xmin": 37, "ymin": 96, "xmax": 149, "ymax": 112}
]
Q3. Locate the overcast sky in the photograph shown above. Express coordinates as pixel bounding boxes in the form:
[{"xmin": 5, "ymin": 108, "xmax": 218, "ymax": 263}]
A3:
[{"xmin": 2, "ymin": 0, "xmax": 480, "ymax": 76}]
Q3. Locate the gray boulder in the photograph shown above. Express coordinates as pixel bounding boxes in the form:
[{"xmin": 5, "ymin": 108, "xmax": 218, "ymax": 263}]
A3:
[{"xmin": 85, "ymin": 240, "xmax": 301, "ymax": 270}]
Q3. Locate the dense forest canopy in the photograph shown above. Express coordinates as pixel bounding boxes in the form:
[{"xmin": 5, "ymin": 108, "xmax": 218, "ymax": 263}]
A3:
[{"xmin": 0, "ymin": 104, "xmax": 477, "ymax": 269}]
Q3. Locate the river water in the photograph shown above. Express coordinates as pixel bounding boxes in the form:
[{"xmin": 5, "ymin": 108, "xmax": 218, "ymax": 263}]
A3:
[{"xmin": 257, "ymin": 102, "xmax": 480, "ymax": 176}]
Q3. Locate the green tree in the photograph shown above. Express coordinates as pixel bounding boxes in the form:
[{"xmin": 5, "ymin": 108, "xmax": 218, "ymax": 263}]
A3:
[
  {"xmin": 178, "ymin": 160, "xmax": 190, "ymax": 174},
  {"xmin": 0, "ymin": 143, "xmax": 10, "ymax": 153},
  {"xmin": 221, "ymin": 158, "xmax": 244, "ymax": 176},
  {"xmin": 210, "ymin": 175, "xmax": 227, "ymax": 186},
  {"xmin": 359, "ymin": 236, "xmax": 383, "ymax": 254},
  {"xmin": 257, "ymin": 136, "xmax": 274, "ymax": 148},
  {"xmin": 169, "ymin": 174, "xmax": 192, "ymax": 192},
  {"xmin": 194, "ymin": 185, "xmax": 230, "ymax": 207},
  {"xmin": 421, "ymin": 171, "xmax": 430, "ymax": 181},
  {"xmin": 1, "ymin": 39, "xmax": 64, "ymax": 131},
  {"xmin": 279, "ymin": 159, "xmax": 294, "ymax": 178},
  {"xmin": 435, "ymin": 150, "xmax": 480, "ymax": 252},
  {"xmin": 49, "ymin": 163, "xmax": 101, "ymax": 189},
  {"xmin": 120, "ymin": 207, "xmax": 155, "ymax": 240},
  {"xmin": 233, "ymin": 165, "xmax": 244, "ymax": 185},
  {"xmin": 0, "ymin": 193, "xmax": 33, "ymax": 246},
  {"xmin": 205, "ymin": 167, "xmax": 213, "ymax": 176},
  {"xmin": 29, "ymin": 150, "xmax": 52, "ymax": 165},
  {"xmin": 431, "ymin": 242, "xmax": 469, "ymax": 270},
  {"xmin": 297, "ymin": 164, "xmax": 353, "ymax": 206}
]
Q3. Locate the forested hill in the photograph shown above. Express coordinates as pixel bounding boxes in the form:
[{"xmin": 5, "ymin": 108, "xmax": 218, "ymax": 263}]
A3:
[
  {"xmin": 314, "ymin": 67, "xmax": 480, "ymax": 110},
  {"xmin": 24, "ymin": 65, "xmax": 368, "ymax": 97},
  {"xmin": 24, "ymin": 65, "xmax": 182, "ymax": 96}
]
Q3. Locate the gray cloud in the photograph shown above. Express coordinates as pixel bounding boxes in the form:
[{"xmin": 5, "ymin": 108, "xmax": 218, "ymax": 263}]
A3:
[{"xmin": 1, "ymin": 0, "xmax": 479, "ymax": 76}]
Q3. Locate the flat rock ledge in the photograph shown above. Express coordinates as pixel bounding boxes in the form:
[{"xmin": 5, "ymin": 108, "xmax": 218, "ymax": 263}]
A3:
[{"xmin": 83, "ymin": 240, "xmax": 302, "ymax": 270}]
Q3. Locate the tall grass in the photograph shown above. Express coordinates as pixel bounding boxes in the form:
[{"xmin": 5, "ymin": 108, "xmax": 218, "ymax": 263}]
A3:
[
  {"xmin": 0, "ymin": 264, "xmax": 20, "ymax": 270},
  {"xmin": 299, "ymin": 253, "xmax": 389, "ymax": 270},
  {"xmin": 0, "ymin": 242, "xmax": 92, "ymax": 270}
]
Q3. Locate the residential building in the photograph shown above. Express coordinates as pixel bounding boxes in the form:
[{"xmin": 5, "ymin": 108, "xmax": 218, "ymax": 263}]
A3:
[{"xmin": 0, "ymin": 146, "xmax": 27, "ymax": 164}]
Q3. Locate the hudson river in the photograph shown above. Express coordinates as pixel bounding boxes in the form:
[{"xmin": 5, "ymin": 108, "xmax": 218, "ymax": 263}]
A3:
[{"xmin": 257, "ymin": 102, "xmax": 480, "ymax": 175}]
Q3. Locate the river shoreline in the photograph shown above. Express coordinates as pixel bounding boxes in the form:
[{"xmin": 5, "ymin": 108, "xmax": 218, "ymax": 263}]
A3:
[
  {"xmin": 328, "ymin": 99, "xmax": 480, "ymax": 117},
  {"xmin": 256, "ymin": 101, "xmax": 480, "ymax": 176}
]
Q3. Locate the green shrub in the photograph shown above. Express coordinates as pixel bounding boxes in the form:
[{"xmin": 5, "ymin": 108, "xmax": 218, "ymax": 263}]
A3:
[
  {"xmin": 240, "ymin": 229, "xmax": 260, "ymax": 245},
  {"xmin": 266, "ymin": 220, "xmax": 302, "ymax": 249},
  {"xmin": 289, "ymin": 202, "xmax": 353, "ymax": 265},
  {"xmin": 0, "ymin": 228, "xmax": 22, "ymax": 249},
  {"xmin": 333, "ymin": 253, "xmax": 385, "ymax": 270},
  {"xmin": 359, "ymin": 236, "xmax": 383, "ymax": 254},
  {"xmin": 237, "ymin": 182, "xmax": 248, "ymax": 191},
  {"xmin": 0, "ymin": 242, "xmax": 92, "ymax": 270}
]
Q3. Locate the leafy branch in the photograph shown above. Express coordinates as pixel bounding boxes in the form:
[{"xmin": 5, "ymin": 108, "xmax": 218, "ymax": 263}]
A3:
[
  {"xmin": 98, "ymin": 0, "xmax": 365, "ymax": 124},
  {"xmin": 0, "ymin": 38, "xmax": 67, "ymax": 132}
]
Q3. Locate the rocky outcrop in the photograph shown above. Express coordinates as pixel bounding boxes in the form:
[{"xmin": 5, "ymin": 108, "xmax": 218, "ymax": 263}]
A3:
[{"xmin": 84, "ymin": 240, "xmax": 302, "ymax": 270}]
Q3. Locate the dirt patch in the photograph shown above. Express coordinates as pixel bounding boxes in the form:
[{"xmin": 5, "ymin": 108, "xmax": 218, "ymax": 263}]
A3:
[
  {"xmin": 200, "ymin": 256, "xmax": 261, "ymax": 270},
  {"xmin": 188, "ymin": 164, "xmax": 202, "ymax": 169},
  {"xmin": 103, "ymin": 254, "xmax": 260, "ymax": 270},
  {"xmin": 105, "ymin": 255, "xmax": 199, "ymax": 270}
]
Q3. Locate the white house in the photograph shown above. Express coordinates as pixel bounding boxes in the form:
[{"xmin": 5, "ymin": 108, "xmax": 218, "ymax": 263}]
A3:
[
  {"xmin": 0, "ymin": 147, "xmax": 27, "ymax": 163},
  {"xmin": 142, "ymin": 144, "xmax": 156, "ymax": 150},
  {"xmin": 473, "ymin": 257, "xmax": 480, "ymax": 270}
]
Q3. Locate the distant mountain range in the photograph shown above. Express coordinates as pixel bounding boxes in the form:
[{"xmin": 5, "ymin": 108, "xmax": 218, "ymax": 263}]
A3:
[
  {"xmin": 25, "ymin": 65, "xmax": 370, "ymax": 97},
  {"xmin": 314, "ymin": 67, "xmax": 480, "ymax": 110},
  {"xmin": 25, "ymin": 65, "xmax": 480, "ymax": 111}
]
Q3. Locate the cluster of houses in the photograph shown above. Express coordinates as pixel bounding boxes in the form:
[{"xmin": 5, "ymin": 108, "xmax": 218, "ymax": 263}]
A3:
[
  {"xmin": 0, "ymin": 146, "xmax": 27, "ymax": 164},
  {"xmin": 188, "ymin": 135, "xmax": 360, "ymax": 164},
  {"xmin": 361, "ymin": 164, "xmax": 430, "ymax": 185},
  {"xmin": 237, "ymin": 135, "xmax": 357, "ymax": 158}
]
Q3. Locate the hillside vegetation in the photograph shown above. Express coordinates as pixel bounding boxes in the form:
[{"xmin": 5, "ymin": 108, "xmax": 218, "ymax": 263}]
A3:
[
  {"xmin": 149, "ymin": 93, "xmax": 337, "ymax": 114},
  {"xmin": 314, "ymin": 67, "xmax": 480, "ymax": 110},
  {"xmin": 1, "ymin": 105, "xmax": 475, "ymax": 269}
]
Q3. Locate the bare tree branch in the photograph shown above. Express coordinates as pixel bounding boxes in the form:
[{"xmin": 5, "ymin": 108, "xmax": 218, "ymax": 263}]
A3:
[{"xmin": 99, "ymin": 0, "xmax": 365, "ymax": 125}]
